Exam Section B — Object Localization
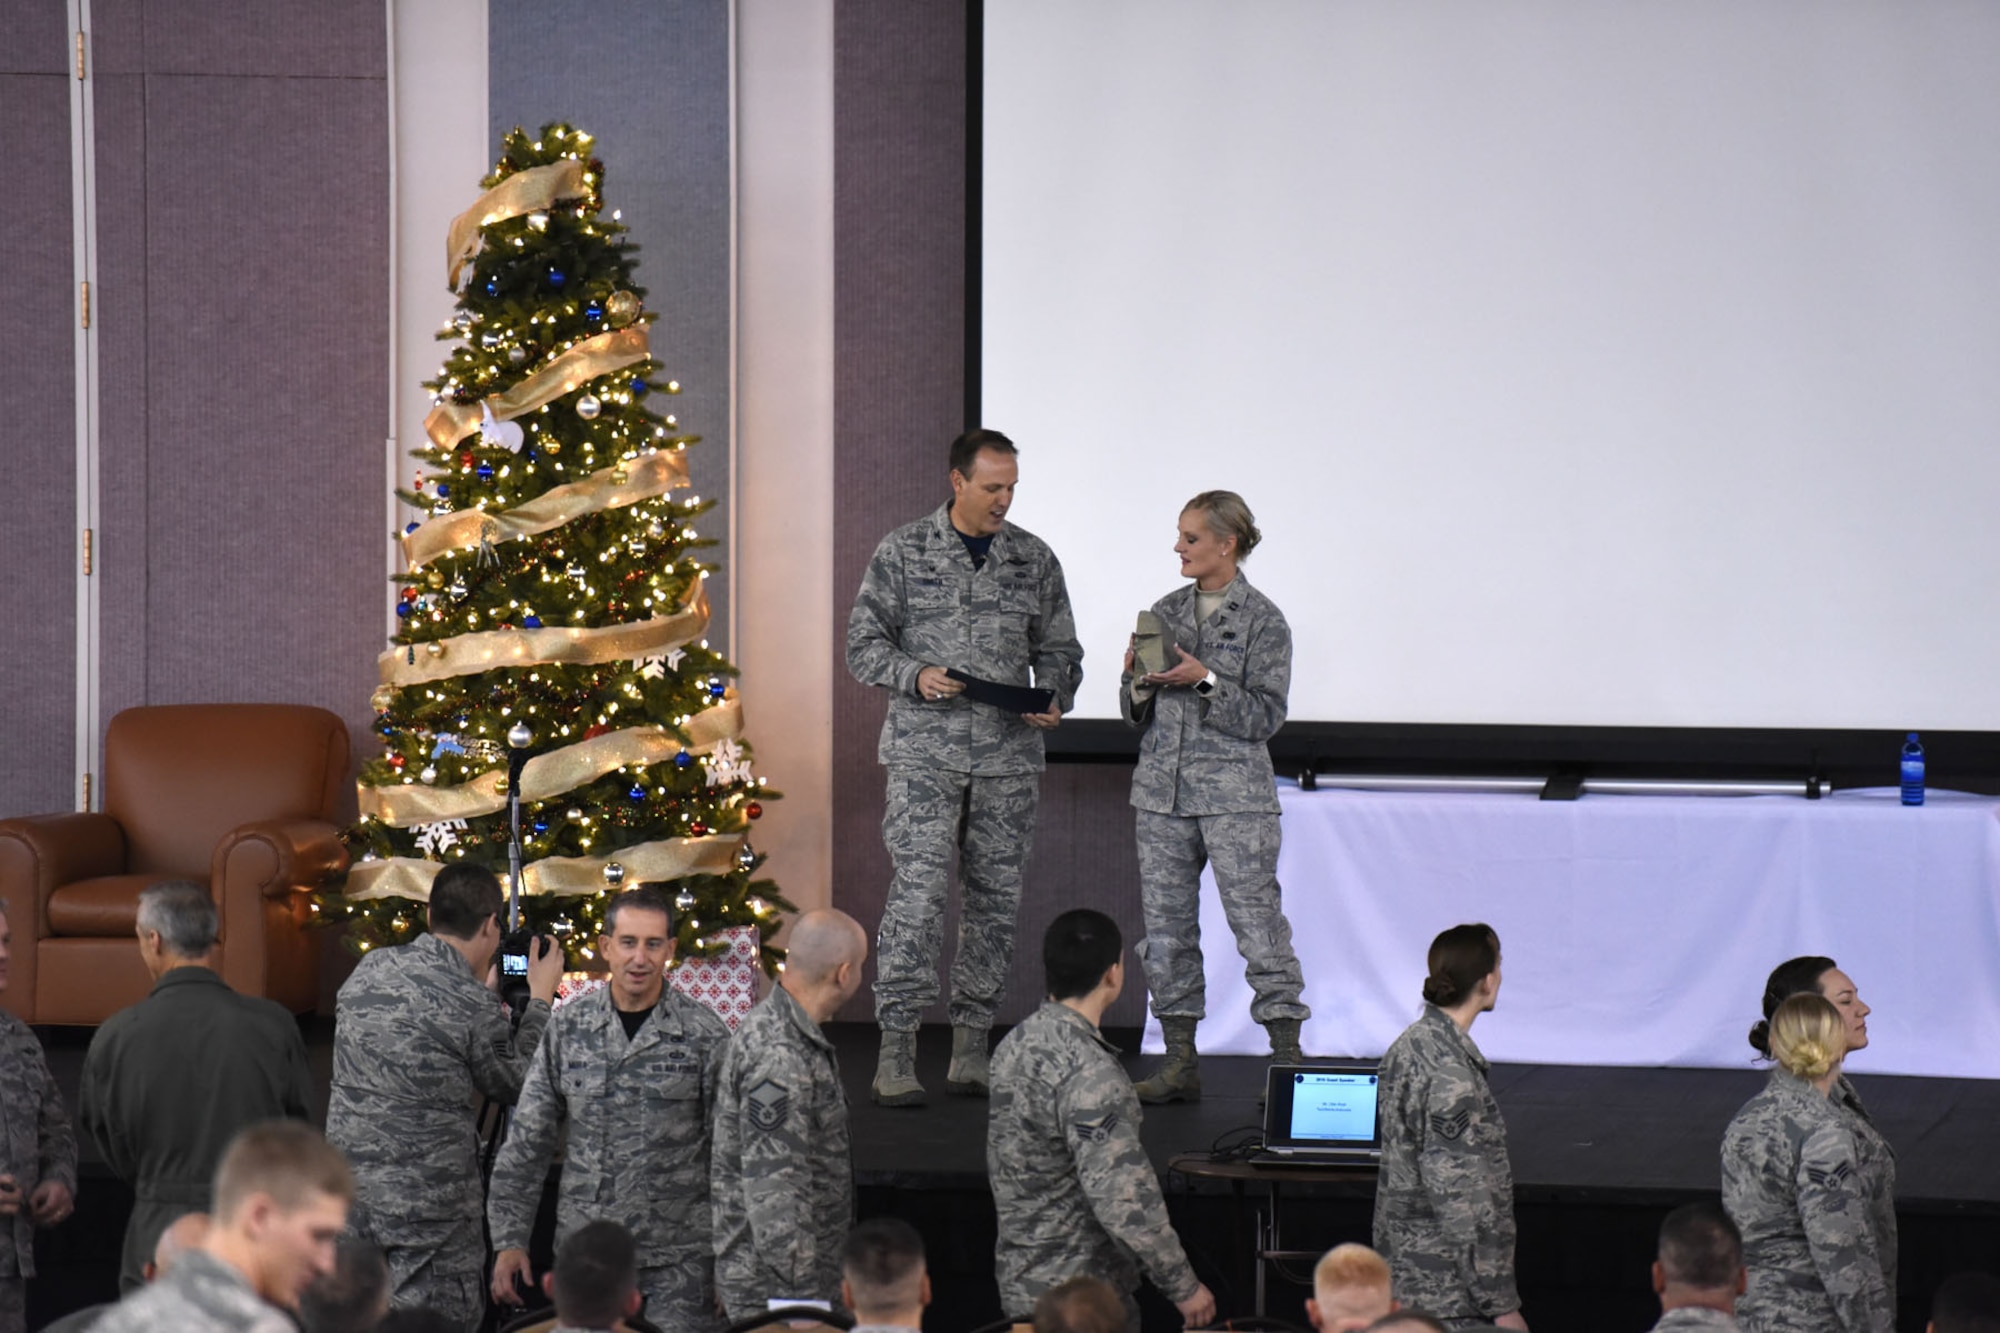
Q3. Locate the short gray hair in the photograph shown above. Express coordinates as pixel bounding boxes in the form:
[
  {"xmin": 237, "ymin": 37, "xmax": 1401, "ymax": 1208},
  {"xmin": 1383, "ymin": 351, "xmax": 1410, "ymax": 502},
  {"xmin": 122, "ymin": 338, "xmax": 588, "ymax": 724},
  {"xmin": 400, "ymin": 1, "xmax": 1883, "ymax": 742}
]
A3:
[{"xmin": 137, "ymin": 880, "xmax": 219, "ymax": 957}]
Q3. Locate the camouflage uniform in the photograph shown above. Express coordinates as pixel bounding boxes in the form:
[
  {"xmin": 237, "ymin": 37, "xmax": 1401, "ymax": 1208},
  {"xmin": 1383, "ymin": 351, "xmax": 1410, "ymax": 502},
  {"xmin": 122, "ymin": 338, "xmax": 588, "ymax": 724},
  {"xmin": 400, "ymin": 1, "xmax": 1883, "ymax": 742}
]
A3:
[
  {"xmin": 1372, "ymin": 1005, "xmax": 1521, "ymax": 1327},
  {"xmin": 1720, "ymin": 1068, "xmax": 1896, "ymax": 1333},
  {"xmin": 89, "ymin": 1248, "xmax": 294, "ymax": 1333},
  {"xmin": 79, "ymin": 966, "xmax": 315, "ymax": 1292},
  {"xmin": 987, "ymin": 1001, "xmax": 1201, "ymax": 1319},
  {"xmin": 847, "ymin": 502, "xmax": 1083, "ymax": 1031},
  {"xmin": 1121, "ymin": 575, "xmax": 1306, "ymax": 1024},
  {"xmin": 710, "ymin": 984, "xmax": 854, "ymax": 1320},
  {"xmin": 0, "ymin": 1010, "xmax": 76, "ymax": 1333},
  {"xmin": 488, "ymin": 985, "xmax": 731, "ymax": 1332},
  {"xmin": 326, "ymin": 932, "xmax": 552, "ymax": 1332},
  {"xmin": 1651, "ymin": 1309, "xmax": 1741, "ymax": 1331}
]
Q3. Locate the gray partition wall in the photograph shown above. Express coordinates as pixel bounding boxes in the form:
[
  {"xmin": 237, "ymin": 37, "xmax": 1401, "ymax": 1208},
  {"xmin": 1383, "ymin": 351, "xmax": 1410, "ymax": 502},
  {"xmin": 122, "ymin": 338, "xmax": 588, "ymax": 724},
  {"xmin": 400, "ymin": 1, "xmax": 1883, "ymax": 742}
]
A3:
[
  {"xmin": 89, "ymin": 0, "xmax": 387, "ymax": 767},
  {"xmin": 831, "ymin": 2, "xmax": 1148, "ymax": 1028},
  {"xmin": 0, "ymin": 1, "xmax": 389, "ymax": 817},
  {"xmin": 0, "ymin": 2, "xmax": 80, "ymax": 818},
  {"xmin": 489, "ymin": 0, "xmax": 736, "ymax": 653}
]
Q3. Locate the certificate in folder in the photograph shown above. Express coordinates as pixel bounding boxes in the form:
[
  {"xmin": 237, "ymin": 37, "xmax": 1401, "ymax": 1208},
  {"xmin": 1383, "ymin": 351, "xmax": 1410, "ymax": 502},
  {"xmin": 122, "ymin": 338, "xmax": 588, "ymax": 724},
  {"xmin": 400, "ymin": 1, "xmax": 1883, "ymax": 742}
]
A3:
[{"xmin": 945, "ymin": 669, "xmax": 1055, "ymax": 715}]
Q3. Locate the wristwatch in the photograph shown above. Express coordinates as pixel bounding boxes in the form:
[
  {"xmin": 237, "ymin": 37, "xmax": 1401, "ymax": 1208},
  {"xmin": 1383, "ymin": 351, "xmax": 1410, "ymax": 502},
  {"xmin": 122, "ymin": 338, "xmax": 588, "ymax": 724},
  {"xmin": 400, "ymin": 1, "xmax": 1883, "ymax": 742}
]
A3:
[{"xmin": 1193, "ymin": 671, "xmax": 1217, "ymax": 697}]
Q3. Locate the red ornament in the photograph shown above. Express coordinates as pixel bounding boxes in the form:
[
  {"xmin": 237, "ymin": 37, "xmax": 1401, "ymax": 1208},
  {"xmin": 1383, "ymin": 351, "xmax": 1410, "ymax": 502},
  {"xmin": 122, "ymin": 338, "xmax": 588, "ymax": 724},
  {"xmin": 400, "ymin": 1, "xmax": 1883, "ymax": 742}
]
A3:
[
  {"xmin": 583, "ymin": 724, "xmax": 610, "ymax": 740},
  {"xmin": 690, "ymin": 821, "xmax": 708, "ymax": 835},
  {"xmin": 745, "ymin": 802, "xmax": 763, "ymax": 819},
  {"xmin": 459, "ymin": 451, "xmax": 475, "ymax": 469},
  {"xmin": 388, "ymin": 754, "xmax": 406, "ymax": 769},
  {"xmin": 401, "ymin": 587, "xmax": 418, "ymax": 602}
]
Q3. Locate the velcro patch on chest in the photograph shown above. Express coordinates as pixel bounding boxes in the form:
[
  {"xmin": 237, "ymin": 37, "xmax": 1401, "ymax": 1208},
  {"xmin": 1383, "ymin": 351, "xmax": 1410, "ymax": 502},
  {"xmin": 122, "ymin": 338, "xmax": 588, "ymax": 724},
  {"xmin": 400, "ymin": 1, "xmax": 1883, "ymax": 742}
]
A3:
[
  {"xmin": 1429, "ymin": 1107, "xmax": 1474, "ymax": 1141},
  {"xmin": 746, "ymin": 1078, "xmax": 791, "ymax": 1133}
]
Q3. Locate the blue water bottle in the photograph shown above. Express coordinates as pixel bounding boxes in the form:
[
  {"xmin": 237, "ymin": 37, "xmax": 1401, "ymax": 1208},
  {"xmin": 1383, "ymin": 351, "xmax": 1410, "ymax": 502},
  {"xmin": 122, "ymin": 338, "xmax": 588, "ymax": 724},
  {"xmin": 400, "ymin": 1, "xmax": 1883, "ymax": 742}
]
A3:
[{"xmin": 1900, "ymin": 733, "xmax": 1925, "ymax": 806}]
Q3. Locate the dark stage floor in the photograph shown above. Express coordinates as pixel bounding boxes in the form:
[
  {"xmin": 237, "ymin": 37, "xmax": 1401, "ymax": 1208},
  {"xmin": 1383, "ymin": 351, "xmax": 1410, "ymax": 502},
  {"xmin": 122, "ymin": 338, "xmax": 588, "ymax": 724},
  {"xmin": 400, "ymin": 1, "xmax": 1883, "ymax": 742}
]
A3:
[{"xmin": 28, "ymin": 1019, "xmax": 2000, "ymax": 1333}]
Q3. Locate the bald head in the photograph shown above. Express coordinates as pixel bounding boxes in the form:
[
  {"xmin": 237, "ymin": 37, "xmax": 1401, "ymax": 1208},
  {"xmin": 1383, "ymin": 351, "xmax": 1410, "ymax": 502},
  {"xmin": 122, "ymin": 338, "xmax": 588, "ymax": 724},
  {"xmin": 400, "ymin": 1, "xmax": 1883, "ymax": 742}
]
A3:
[
  {"xmin": 779, "ymin": 909, "xmax": 868, "ymax": 1023},
  {"xmin": 785, "ymin": 909, "xmax": 867, "ymax": 983},
  {"xmin": 148, "ymin": 1212, "xmax": 211, "ymax": 1281}
]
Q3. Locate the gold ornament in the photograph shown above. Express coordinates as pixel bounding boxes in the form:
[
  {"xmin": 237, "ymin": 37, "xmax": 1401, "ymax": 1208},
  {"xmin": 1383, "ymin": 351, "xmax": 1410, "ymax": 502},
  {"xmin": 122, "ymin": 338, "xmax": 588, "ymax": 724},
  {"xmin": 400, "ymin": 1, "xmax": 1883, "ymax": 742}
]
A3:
[
  {"xmin": 370, "ymin": 685, "xmax": 396, "ymax": 712},
  {"xmin": 605, "ymin": 290, "xmax": 641, "ymax": 326},
  {"xmin": 426, "ymin": 642, "xmax": 446, "ymax": 659}
]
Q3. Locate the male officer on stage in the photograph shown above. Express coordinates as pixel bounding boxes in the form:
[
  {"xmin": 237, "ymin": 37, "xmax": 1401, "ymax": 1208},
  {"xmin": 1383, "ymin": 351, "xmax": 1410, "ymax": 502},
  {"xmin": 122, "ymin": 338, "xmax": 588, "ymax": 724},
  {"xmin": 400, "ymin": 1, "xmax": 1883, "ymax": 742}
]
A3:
[
  {"xmin": 326, "ymin": 862, "xmax": 562, "ymax": 1331},
  {"xmin": 987, "ymin": 909, "xmax": 1214, "ymax": 1330},
  {"xmin": 847, "ymin": 428, "xmax": 1083, "ymax": 1105},
  {"xmin": 488, "ymin": 886, "xmax": 731, "ymax": 1331}
]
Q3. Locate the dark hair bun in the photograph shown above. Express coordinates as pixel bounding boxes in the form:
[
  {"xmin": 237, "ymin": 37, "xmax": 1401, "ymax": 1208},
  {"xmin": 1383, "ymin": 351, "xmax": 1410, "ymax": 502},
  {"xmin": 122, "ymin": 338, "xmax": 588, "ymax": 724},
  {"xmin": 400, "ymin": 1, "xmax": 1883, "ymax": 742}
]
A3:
[
  {"xmin": 1747, "ymin": 1019, "xmax": 1773, "ymax": 1058},
  {"xmin": 1422, "ymin": 976, "xmax": 1463, "ymax": 1007}
]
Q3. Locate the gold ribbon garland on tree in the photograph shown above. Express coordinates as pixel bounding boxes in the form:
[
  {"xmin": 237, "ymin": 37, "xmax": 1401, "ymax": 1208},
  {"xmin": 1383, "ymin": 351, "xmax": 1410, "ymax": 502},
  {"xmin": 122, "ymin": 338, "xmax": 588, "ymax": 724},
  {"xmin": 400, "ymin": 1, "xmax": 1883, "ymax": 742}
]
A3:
[
  {"xmin": 344, "ymin": 832, "xmax": 745, "ymax": 902},
  {"xmin": 445, "ymin": 158, "xmax": 590, "ymax": 290},
  {"xmin": 423, "ymin": 326, "xmax": 652, "ymax": 451},
  {"xmin": 377, "ymin": 581, "xmax": 710, "ymax": 688},
  {"xmin": 401, "ymin": 449, "xmax": 690, "ymax": 571},
  {"xmin": 357, "ymin": 698, "xmax": 744, "ymax": 827}
]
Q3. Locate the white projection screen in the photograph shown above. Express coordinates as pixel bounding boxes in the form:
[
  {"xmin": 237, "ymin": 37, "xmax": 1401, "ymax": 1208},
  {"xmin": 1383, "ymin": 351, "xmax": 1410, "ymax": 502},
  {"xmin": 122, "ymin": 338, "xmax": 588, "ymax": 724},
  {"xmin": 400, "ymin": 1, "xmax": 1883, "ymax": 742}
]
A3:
[{"xmin": 982, "ymin": 1, "xmax": 2000, "ymax": 729}]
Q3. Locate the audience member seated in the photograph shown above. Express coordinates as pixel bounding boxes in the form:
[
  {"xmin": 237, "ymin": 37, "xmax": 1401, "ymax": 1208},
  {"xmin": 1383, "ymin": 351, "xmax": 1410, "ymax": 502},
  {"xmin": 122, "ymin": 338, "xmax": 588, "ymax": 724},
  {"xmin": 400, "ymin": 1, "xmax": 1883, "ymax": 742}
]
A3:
[
  {"xmin": 1033, "ymin": 1276, "xmax": 1129, "ymax": 1333},
  {"xmin": 0, "ymin": 897, "xmax": 78, "ymax": 1333},
  {"xmin": 840, "ymin": 1219, "xmax": 929, "ymax": 1333},
  {"xmin": 299, "ymin": 1237, "xmax": 392, "ymax": 1333},
  {"xmin": 537, "ymin": 1220, "xmax": 646, "ymax": 1333},
  {"xmin": 1931, "ymin": 1272, "xmax": 2000, "ymax": 1333},
  {"xmin": 1648, "ymin": 1201, "xmax": 1744, "ymax": 1331},
  {"xmin": 1309, "ymin": 1243, "xmax": 1399, "ymax": 1333},
  {"xmin": 93, "ymin": 1120, "xmax": 352, "ymax": 1333}
]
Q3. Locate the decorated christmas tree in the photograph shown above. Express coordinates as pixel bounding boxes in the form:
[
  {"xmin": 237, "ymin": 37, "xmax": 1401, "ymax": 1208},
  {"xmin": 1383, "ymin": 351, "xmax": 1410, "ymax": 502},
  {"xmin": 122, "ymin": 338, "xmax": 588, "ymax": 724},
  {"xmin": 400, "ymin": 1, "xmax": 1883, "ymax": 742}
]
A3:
[{"xmin": 329, "ymin": 123, "xmax": 787, "ymax": 972}]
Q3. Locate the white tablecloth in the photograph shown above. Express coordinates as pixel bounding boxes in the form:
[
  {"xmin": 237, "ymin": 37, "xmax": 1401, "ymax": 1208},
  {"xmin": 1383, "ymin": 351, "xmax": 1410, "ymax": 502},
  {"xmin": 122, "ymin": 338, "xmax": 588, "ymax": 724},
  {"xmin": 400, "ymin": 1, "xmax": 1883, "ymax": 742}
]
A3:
[{"xmin": 1139, "ymin": 783, "xmax": 2000, "ymax": 1078}]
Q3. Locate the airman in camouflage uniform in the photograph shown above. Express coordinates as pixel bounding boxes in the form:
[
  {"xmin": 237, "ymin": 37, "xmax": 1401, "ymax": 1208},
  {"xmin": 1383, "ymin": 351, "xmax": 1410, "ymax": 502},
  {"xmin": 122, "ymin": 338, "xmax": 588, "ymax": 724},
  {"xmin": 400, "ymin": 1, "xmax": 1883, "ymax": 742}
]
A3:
[
  {"xmin": 1123, "ymin": 565, "xmax": 1307, "ymax": 1100},
  {"xmin": 847, "ymin": 432, "xmax": 1083, "ymax": 1104},
  {"xmin": 1372, "ymin": 1005, "xmax": 1522, "ymax": 1328},
  {"xmin": 326, "ymin": 929, "xmax": 553, "ymax": 1331},
  {"xmin": 1720, "ymin": 1068, "xmax": 1896, "ymax": 1333},
  {"xmin": 0, "ymin": 1000, "xmax": 78, "ymax": 1333},
  {"xmin": 988, "ymin": 1000, "xmax": 1204, "ymax": 1324},
  {"xmin": 90, "ymin": 1248, "xmax": 296, "ymax": 1333},
  {"xmin": 488, "ymin": 981, "xmax": 731, "ymax": 1331},
  {"xmin": 710, "ymin": 910, "xmax": 867, "ymax": 1321}
]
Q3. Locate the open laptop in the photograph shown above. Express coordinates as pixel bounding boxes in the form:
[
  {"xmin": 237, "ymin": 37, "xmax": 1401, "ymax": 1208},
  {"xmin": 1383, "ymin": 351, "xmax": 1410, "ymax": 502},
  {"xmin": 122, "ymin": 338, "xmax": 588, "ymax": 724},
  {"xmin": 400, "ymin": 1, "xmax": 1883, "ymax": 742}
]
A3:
[{"xmin": 1254, "ymin": 1062, "xmax": 1383, "ymax": 1164}]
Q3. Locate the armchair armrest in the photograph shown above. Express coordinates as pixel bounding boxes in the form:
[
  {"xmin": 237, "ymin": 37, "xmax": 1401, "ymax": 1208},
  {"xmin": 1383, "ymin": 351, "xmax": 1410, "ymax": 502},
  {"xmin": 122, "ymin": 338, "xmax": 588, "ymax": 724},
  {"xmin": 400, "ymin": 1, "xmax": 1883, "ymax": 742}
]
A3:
[
  {"xmin": 0, "ymin": 814, "xmax": 127, "ymax": 930},
  {"xmin": 213, "ymin": 818, "xmax": 350, "ymax": 900}
]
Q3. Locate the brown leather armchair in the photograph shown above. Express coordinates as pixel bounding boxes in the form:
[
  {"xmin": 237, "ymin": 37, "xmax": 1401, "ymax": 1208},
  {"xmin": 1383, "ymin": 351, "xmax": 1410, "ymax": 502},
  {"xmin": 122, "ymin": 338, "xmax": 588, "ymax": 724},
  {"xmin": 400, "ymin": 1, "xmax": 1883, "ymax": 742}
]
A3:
[{"xmin": 0, "ymin": 704, "xmax": 351, "ymax": 1025}]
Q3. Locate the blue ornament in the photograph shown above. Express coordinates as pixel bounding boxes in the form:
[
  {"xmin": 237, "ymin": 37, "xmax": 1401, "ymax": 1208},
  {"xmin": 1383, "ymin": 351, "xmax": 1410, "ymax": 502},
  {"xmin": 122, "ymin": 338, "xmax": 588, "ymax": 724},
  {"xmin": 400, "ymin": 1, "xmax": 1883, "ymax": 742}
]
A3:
[
  {"xmin": 404, "ymin": 521, "xmax": 421, "ymax": 534},
  {"xmin": 485, "ymin": 278, "xmax": 499, "ymax": 296},
  {"xmin": 629, "ymin": 377, "xmax": 649, "ymax": 398},
  {"xmin": 476, "ymin": 463, "xmax": 495, "ymax": 480},
  {"xmin": 523, "ymin": 614, "xmax": 542, "ymax": 629},
  {"xmin": 435, "ymin": 482, "xmax": 451, "ymax": 498},
  {"xmin": 585, "ymin": 301, "xmax": 604, "ymax": 322},
  {"xmin": 395, "ymin": 602, "xmax": 412, "ymax": 618},
  {"xmin": 674, "ymin": 750, "xmax": 693, "ymax": 768},
  {"xmin": 523, "ymin": 448, "xmax": 538, "ymax": 463},
  {"xmin": 547, "ymin": 267, "xmax": 566, "ymax": 289},
  {"xmin": 628, "ymin": 783, "xmax": 646, "ymax": 801},
  {"xmin": 532, "ymin": 818, "xmax": 549, "ymax": 835},
  {"xmin": 709, "ymin": 678, "xmax": 727, "ymax": 699}
]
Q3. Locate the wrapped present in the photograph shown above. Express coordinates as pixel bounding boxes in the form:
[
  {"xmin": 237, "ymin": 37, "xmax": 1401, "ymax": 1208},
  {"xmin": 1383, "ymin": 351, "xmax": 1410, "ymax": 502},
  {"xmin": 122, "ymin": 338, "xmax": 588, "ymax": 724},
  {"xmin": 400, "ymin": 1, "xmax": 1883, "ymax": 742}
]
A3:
[{"xmin": 671, "ymin": 925, "xmax": 763, "ymax": 1029}]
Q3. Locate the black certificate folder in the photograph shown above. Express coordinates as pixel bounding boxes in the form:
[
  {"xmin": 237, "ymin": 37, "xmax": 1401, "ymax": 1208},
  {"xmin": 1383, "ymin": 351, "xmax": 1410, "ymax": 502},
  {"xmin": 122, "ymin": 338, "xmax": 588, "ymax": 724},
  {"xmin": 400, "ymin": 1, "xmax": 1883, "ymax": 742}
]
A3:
[{"xmin": 945, "ymin": 669, "xmax": 1055, "ymax": 716}]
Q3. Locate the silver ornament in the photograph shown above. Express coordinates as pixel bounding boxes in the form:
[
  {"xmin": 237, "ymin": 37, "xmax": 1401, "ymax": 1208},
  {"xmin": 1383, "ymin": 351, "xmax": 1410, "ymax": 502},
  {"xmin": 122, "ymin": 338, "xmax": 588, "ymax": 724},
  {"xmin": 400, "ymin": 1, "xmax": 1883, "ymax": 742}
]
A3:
[
  {"xmin": 507, "ymin": 721, "xmax": 534, "ymax": 749},
  {"xmin": 675, "ymin": 888, "xmax": 697, "ymax": 912},
  {"xmin": 420, "ymin": 765, "xmax": 438, "ymax": 784},
  {"xmin": 602, "ymin": 861, "xmax": 626, "ymax": 886},
  {"xmin": 576, "ymin": 394, "xmax": 602, "ymax": 421},
  {"xmin": 508, "ymin": 346, "xmax": 527, "ymax": 365}
]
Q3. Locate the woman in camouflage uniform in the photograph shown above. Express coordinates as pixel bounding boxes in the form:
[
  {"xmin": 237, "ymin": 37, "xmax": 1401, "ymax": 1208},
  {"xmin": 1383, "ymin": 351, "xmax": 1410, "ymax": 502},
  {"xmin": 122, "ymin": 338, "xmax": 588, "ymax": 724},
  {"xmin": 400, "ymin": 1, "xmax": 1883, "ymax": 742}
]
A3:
[
  {"xmin": 1721, "ymin": 992, "xmax": 1897, "ymax": 1333},
  {"xmin": 1120, "ymin": 491, "xmax": 1310, "ymax": 1103}
]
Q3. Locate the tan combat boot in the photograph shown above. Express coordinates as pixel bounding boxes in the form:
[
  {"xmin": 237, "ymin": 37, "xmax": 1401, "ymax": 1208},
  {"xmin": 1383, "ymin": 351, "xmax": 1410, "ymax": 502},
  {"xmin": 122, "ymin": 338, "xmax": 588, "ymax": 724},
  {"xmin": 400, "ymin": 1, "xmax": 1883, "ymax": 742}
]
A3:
[
  {"xmin": 871, "ymin": 1028, "xmax": 927, "ymax": 1107},
  {"xmin": 946, "ymin": 1025, "xmax": 991, "ymax": 1097},
  {"xmin": 1264, "ymin": 1017, "xmax": 1305, "ymax": 1065},
  {"xmin": 1134, "ymin": 1017, "xmax": 1202, "ymax": 1104}
]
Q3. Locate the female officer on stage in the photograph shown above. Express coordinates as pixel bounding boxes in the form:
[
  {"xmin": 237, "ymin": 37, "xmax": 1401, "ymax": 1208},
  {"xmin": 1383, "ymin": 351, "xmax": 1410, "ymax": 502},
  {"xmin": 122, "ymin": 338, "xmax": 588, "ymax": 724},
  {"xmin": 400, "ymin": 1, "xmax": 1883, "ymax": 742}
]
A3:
[
  {"xmin": 1120, "ymin": 490, "xmax": 1308, "ymax": 1103},
  {"xmin": 1722, "ymin": 992, "xmax": 1897, "ymax": 1333}
]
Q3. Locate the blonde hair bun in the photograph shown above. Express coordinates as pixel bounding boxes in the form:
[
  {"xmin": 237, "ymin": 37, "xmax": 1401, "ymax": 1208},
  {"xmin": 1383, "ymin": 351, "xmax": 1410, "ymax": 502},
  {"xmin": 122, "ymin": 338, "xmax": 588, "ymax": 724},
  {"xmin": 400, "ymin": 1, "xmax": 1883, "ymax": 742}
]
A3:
[{"xmin": 1769, "ymin": 992, "xmax": 1845, "ymax": 1080}]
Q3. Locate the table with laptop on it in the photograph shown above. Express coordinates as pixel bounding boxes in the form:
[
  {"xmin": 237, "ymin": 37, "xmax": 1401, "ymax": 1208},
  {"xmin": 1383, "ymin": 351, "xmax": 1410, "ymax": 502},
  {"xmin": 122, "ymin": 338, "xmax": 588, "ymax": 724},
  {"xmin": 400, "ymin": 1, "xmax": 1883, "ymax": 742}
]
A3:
[{"xmin": 1169, "ymin": 1062, "xmax": 1384, "ymax": 1314}]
